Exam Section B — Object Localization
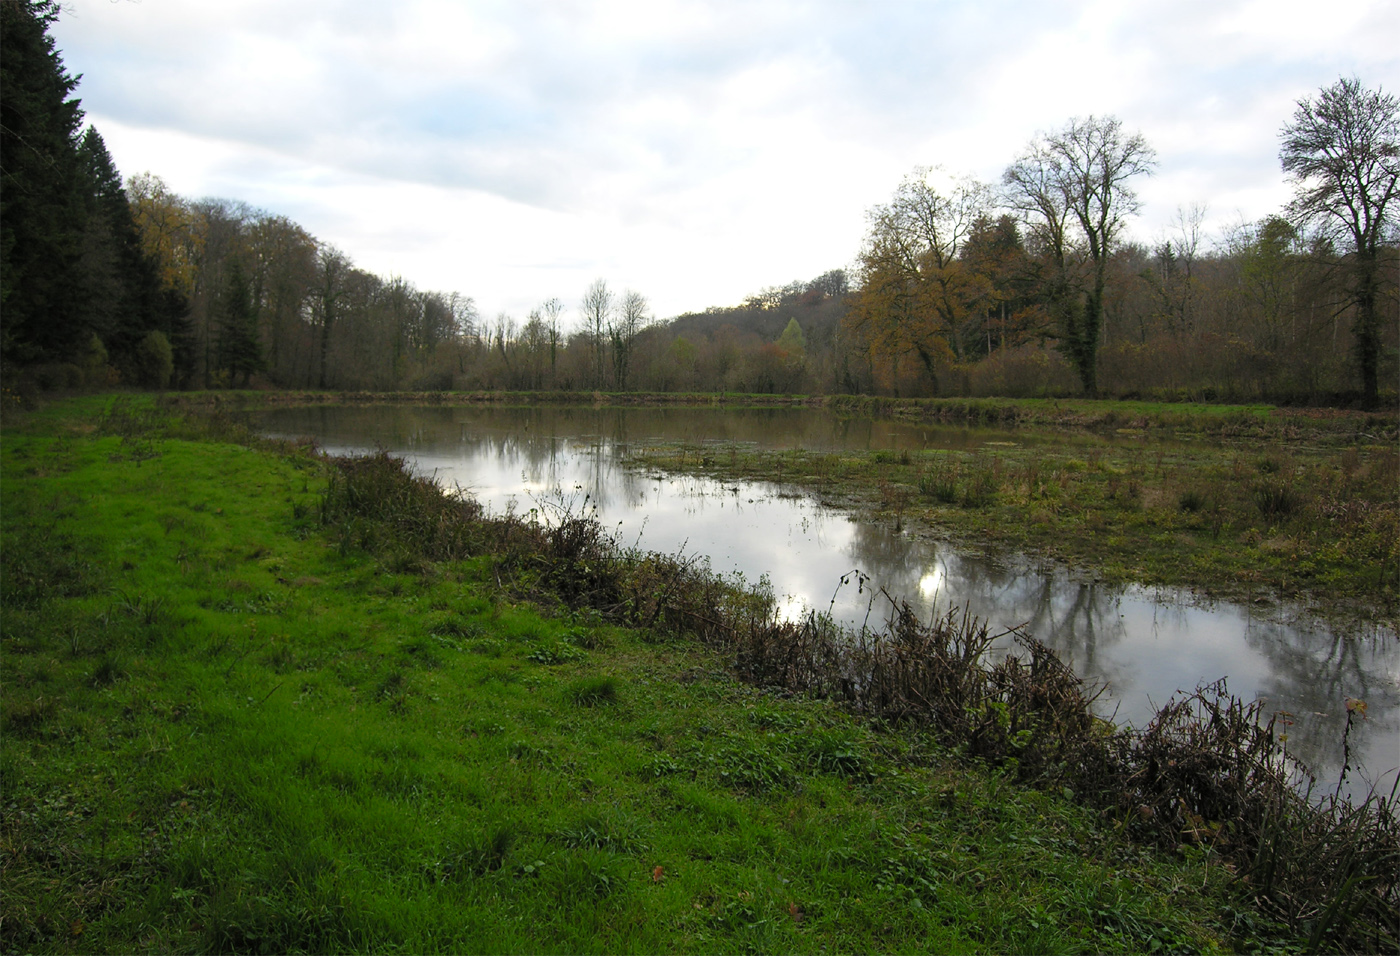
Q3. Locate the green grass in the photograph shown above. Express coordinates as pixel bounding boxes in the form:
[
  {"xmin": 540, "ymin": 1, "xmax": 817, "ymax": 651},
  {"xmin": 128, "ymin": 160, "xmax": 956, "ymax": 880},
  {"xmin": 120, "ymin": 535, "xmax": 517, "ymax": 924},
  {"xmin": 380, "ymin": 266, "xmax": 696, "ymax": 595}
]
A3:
[{"xmin": 0, "ymin": 397, "xmax": 1321, "ymax": 952}]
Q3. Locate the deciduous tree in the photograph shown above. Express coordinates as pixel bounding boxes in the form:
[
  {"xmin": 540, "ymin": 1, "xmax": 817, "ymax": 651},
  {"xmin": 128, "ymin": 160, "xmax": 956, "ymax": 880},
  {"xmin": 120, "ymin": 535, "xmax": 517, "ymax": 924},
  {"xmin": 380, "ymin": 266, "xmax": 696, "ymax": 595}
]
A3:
[
  {"xmin": 1005, "ymin": 117, "xmax": 1155, "ymax": 395},
  {"xmin": 313, "ymin": 246, "xmax": 350, "ymax": 389},
  {"xmin": 847, "ymin": 169, "xmax": 993, "ymax": 389},
  {"xmin": 611, "ymin": 289, "xmax": 649, "ymax": 391},
  {"xmin": 1281, "ymin": 77, "xmax": 1399, "ymax": 406},
  {"xmin": 580, "ymin": 279, "xmax": 612, "ymax": 389}
]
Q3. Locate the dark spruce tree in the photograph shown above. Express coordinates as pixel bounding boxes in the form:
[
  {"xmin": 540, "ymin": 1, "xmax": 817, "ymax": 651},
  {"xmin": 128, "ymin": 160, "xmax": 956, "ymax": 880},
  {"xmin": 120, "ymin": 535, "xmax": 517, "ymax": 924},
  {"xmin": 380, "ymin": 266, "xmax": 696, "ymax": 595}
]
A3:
[
  {"xmin": 0, "ymin": 0, "xmax": 89, "ymax": 365},
  {"xmin": 76, "ymin": 126, "xmax": 194, "ymax": 384},
  {"xmin": 216, "ymin": 259, "xmax": 264, "ymax": 387}
]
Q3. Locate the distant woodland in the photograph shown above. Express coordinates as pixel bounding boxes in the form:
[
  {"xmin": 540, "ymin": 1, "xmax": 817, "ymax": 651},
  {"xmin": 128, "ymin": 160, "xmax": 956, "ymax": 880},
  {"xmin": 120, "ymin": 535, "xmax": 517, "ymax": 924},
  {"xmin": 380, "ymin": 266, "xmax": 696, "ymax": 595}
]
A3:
[{"xmin": 3, "ymin": 1, "xmax": 1397, "ymax": 406}]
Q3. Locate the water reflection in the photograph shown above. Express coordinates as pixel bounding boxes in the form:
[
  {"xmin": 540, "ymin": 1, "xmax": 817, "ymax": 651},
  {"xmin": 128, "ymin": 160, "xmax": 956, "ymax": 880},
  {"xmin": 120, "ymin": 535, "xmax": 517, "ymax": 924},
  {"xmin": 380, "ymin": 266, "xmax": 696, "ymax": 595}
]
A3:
[{"xmin": 261, "ymin": 404, "xmax": 1399, "ymax": 796}]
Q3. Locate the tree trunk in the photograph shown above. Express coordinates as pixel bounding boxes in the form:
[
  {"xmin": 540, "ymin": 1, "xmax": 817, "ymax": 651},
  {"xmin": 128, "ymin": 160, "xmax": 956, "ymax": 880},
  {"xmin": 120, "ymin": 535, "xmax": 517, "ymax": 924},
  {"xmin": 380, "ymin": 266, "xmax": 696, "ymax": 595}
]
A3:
[{"xmin": 1353, "ymin": 251, "xmax": 1380, "ymax": 408}]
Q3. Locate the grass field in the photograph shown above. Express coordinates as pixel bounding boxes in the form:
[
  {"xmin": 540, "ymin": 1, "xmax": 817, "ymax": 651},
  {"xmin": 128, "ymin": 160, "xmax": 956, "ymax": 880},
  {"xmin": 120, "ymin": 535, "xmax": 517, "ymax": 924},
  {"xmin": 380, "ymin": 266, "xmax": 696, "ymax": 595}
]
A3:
[{"xmin": 1, "ymin": 395, "xmax": 1387, "ymax": 952}]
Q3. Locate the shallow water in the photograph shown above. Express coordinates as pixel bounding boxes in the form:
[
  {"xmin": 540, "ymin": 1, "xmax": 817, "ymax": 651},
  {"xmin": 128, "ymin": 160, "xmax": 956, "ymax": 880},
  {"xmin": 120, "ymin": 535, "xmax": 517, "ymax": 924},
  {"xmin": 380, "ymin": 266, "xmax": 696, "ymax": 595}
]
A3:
[{"xmin": 259, "ymin": 404, "xmax": 1399, "ymax": 797}]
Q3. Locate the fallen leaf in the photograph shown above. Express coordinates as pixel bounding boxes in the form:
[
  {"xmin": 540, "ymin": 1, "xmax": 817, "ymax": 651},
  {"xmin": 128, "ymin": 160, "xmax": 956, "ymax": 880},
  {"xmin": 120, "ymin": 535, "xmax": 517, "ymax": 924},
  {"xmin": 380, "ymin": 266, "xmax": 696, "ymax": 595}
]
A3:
[
  {"xmin": 652, "ymin": 865, "xmax": 664, "ymax": 883},
  {"xmin": 789, "ymin": 902, "xmax": 804, "ymax": 924}
]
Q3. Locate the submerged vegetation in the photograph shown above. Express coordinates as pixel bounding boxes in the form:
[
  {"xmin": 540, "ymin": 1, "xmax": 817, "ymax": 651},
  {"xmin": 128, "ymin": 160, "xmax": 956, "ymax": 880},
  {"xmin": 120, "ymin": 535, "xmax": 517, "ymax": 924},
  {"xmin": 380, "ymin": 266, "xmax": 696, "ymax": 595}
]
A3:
[
  {"xmin": 627, "ymin": 410, "xmax": 1400, "ymax": 615},
  {"xmin": 3, "ymin": 396, "xmax": 1396, "ymax": 953}
]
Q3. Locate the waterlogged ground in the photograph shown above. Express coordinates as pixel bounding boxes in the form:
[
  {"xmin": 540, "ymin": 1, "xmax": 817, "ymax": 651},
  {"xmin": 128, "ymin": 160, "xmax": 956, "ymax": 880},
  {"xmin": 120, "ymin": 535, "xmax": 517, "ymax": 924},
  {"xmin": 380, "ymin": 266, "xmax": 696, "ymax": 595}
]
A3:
[
  {"xmin": 7, "ymin": 398, "xmax": 1305, "ymax": 953},
  {"xmin": 259, "ymin": 404, "xmax": 1400, "ymax": 800}
]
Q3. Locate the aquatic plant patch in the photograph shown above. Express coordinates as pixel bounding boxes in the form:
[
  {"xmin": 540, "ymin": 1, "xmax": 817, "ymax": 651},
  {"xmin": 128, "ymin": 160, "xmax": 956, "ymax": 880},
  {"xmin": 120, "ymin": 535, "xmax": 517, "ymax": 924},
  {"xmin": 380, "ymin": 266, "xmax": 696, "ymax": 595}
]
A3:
[{"xmin": 629, "ymin": 436, "xmax": 1400, "ymax": 615}]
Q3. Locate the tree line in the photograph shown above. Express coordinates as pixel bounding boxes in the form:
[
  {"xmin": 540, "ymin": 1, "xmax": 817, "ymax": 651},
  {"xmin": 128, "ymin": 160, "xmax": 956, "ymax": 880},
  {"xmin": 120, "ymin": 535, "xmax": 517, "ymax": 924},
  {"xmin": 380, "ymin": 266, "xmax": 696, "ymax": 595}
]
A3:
[
  {"xmin": 1, "ymin": 0, "xmax": 187, "ymax": 390},
  {"xmin": 3, "ymin": 0, "xmax": 1395, "ymax": 406},
  {"xmin": 839, "ymin": 100, "xmax": 1397, "ymax": 407}
]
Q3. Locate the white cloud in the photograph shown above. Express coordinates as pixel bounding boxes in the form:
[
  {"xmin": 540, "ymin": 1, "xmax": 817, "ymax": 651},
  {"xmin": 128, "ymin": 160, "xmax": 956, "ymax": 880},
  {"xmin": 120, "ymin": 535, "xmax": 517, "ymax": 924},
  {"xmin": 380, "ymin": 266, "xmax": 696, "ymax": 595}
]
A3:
[{"xmin": 53, "ymin": 0, "xmax": 1400, "ymax": 320}]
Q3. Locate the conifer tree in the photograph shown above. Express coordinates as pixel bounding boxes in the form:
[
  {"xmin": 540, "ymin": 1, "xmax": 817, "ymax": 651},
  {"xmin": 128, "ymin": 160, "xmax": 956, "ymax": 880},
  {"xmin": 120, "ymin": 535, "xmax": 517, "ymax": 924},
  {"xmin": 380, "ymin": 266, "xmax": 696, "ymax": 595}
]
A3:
[
  {"xmin": 217, "ymin": 259, "xmax": 264, "ymax": 387},
  {"xmin": 0, "ymin": 0, "xmax": 88, "ymax": 364},
  {"xmin": 76, "ymin": 126, "xmax": 189, "ymax": 382}
]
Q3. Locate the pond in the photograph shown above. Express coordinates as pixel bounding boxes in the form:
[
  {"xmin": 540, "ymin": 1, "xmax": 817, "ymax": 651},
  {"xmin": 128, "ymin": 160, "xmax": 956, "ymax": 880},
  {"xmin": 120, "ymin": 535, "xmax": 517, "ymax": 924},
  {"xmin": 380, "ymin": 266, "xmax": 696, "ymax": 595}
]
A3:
[{"xmin": 259, "ymin": 403, "xmax": 1399, "ymax": 799}]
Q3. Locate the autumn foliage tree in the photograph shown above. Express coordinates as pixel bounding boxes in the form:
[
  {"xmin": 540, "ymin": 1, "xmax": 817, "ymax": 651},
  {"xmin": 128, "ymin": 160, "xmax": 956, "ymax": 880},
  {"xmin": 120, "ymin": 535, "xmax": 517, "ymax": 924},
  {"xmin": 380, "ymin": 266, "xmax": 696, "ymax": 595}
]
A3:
[{"xmin": 846, "ymin": 169, "xmax": 993, "ymax": 391}]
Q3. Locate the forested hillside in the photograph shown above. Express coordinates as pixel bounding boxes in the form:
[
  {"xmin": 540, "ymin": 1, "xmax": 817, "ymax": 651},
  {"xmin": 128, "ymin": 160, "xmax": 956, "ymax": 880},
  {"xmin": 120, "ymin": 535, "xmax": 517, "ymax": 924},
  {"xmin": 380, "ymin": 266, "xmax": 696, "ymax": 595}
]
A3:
[{"xmin": 3, "ymin": 1, "xmax": 1396, "ymax": 405}]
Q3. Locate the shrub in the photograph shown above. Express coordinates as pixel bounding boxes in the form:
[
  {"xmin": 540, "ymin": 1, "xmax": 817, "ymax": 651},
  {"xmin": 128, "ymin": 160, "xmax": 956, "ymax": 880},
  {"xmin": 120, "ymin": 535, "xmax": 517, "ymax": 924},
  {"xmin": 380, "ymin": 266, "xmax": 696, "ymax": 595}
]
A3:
[
  {"xmin": 134, "ymin": 331, "xmax": 174, "ymax": 389},
  {"xmin": 78, "ymin": 334, "xmax": 110, "ymax": 386},
  {"xmin": 1253, "ymin": 481, "xmax": 1300, "ymax": 520},
  {"xmin": 1178, "ymin": 489, "xmax": 1208, "ymax": 512}
]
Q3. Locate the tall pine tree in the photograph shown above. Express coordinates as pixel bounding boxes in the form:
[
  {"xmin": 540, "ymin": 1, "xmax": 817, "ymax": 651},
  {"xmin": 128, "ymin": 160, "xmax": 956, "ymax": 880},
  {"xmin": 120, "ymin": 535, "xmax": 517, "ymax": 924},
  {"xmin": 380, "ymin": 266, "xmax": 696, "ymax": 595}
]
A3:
[
  {"xmin": 76, "ymin": 127, "xmax": 193, "ymax": 383},
  {"xmin": 2, "ymin": 2, "xmax": 194, "ymax": 386},
  {"xmin": 217, "ymin": 259, "xmax": 264, "ymax": 387},
  {"xmin": 1, "ymin": 0, "xmax": 88, "ymax": 364}
]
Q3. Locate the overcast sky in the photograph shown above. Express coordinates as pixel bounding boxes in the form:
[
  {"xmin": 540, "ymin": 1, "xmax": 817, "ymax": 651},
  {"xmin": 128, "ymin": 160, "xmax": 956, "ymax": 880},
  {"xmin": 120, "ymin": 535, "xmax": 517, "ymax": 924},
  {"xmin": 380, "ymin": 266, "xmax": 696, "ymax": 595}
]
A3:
[{"xmin": 52, "ymin": 0, "xmax": 1400, "ymax": 324}]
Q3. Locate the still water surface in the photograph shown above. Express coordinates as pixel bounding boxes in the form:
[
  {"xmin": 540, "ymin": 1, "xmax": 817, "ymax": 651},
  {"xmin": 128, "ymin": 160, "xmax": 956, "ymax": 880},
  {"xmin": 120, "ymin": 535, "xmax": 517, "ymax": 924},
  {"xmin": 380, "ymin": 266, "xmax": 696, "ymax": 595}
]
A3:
[{"xmin": 259, "ymin": 404, "xmax": 1399, "ymax": 797}]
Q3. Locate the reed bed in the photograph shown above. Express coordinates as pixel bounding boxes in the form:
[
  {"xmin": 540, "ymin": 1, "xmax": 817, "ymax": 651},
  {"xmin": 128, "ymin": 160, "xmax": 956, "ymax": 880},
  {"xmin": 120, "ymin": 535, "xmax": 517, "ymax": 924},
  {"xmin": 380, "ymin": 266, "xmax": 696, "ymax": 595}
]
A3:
[{"xmin": 321, "ymin": 450, "xmax": 1398, "ymax": 952}]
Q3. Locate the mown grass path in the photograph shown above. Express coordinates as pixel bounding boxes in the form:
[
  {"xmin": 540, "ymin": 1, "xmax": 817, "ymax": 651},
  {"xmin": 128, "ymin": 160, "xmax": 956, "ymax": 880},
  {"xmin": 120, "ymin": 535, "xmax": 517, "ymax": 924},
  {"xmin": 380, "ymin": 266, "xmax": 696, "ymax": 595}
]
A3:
[{"xmin": 0, "ymin": 396, "xmax": 1315, "ymax": 952}]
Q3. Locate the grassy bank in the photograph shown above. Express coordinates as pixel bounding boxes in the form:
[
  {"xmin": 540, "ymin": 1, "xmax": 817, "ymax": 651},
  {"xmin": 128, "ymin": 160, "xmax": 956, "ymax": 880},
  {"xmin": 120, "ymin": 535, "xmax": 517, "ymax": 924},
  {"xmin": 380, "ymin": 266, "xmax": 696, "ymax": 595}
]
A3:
[
  {"xmin": 628, "ymin": 432, "xmax": 1400, "ymax": 617},
  {"xmin": 2, "ymin": 397, "xmax": 1392, "ymax": 953}
]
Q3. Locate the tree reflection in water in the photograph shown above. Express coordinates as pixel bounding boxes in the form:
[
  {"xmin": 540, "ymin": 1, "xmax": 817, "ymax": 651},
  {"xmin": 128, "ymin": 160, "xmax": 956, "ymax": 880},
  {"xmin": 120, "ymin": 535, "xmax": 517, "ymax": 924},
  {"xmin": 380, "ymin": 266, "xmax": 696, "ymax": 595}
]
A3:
[{"xmin": 260, "ymin": 403, "xmax": 1399, "ymax": 798}]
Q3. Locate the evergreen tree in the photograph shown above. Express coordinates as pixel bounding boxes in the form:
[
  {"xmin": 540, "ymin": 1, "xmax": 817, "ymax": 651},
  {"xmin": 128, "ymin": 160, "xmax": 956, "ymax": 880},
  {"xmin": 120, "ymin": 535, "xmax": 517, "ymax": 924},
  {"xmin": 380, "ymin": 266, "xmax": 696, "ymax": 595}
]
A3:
[
  {"xmin": 216, "ymin": 259, "xmax": 263, "ymax": 387},
  {"xmin": 73, "ymin": 127, "xmax": 125, "ymax": 347},
  {"xmin": 1, "ymin": 0, "xmax": 89, "ymax": 364},
  {"xmin": 76, "ymin": 126, "xmax": 190, "ymax": 382}
]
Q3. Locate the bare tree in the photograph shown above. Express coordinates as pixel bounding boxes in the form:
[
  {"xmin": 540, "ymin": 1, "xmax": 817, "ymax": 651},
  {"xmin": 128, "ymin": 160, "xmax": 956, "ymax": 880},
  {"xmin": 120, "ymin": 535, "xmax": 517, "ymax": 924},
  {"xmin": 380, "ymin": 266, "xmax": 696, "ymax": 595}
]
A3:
[
  {"xmin": 1146, "ymin": 203, "xmax": 1208, "ymax": 338},
  {"xmin": 1281, "ymin": 77, "xmax": 1400, "ymax": 407},
  {"xmin": 447, "ymin": 291, "xmax": 480, "ymax": 343},
  {"xmin": 491, "ymin": 312, "xmax": 518, "ymax": 385},
  {"xmin": 1005, "ymin": 116, "xmax": 1155, "ymax": 395},
  {"xmin": 580, "ymin": 279, "xmax": 612, "ymax": 389},
  {"xmin": 611, "ymin": 289, "xmax": 650, "ymax": 390},
  {"xmin": 541, "ymin": 297, "xmax": 564, "ymax": 387}
]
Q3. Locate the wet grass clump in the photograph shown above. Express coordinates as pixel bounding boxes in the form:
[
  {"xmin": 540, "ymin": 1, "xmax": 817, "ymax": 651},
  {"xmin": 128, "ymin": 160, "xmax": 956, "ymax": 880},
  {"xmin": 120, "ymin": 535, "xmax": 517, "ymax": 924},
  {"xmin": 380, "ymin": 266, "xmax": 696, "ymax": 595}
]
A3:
[
  {"xmin": 1253, "ymin": 480, "xmax": 1301, "ymax": 520},
  {"xmin": 569, "ymin": 676, "xmax": 619, "ymax": 706},
  {"xmin": 1178, "ymin": 488, "xmax": 1208, "ymax": 512}
]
